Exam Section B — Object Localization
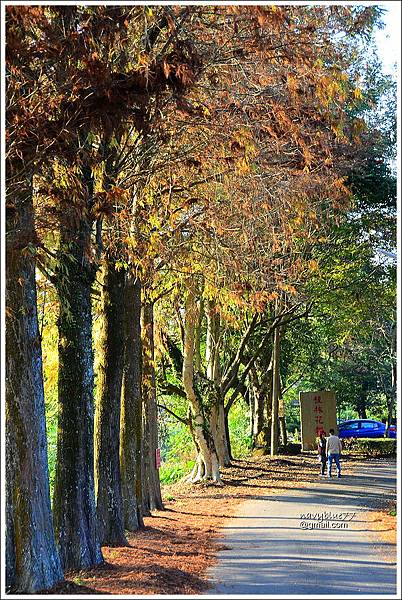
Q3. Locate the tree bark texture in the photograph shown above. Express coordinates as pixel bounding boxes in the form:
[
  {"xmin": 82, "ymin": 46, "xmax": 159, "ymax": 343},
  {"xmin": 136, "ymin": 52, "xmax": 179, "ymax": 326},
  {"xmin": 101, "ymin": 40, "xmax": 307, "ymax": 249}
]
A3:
[
  {"xmin": 357, "ymin": 382, "xmax": 368, "ymax": 420},
  {"xmin": 279, "ymin": 415, "xmax": 288, "ymax": 447},
  {"xmin": 95, "ymin": 259, "xmax": 127, "ymax": 546},
  {"xmin": 206, "ymin": 300, "xmax": 230, "ymax": 466},
  {"xmin": 210, "ymin": 401, "xmax": 231, "ymax": 466},
  {"xmin": 53, "ymin": 220, "xmax": 103, "ymax": 570},
  {"xmin": 249, "ymin": 363, "xmax": 273, "ymax": 450},
  {"xmin": 206, "ymin": 300, "xmax": 221, "ymax": 383},
  {"xmin": 183, "ymin": 282, "xmax": 221, "ymax": 483},
  {"xmin": 142, "ymin": 301, "xmax": 164, "ymax": 512},
  {"xmin": 224, "ymin": 411, "xmax": 233, "ymax": 461},
  {"xmin": 6, "ymin": 178, "xmax": 63, "ymax": 593},
  {"xmin": 270, "ymin": 314, "xmax": 281, "ymax": 456},
  {"xmin": 194, "ymin": 297, "xmax": 203, "ymax": 373},
  {"xmin": 249, "ymin": 367, "xmax": 264, "ymax": 447},
  {"xmin": 120, "ymin": 275, "xmax": 144, "ymax": 531}
]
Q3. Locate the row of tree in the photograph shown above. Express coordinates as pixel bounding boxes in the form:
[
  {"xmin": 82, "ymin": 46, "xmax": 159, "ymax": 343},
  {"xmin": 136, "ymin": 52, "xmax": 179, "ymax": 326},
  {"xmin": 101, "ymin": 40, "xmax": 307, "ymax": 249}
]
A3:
[{"xmin": 5, "ymin": 4, "xmax": 395, "ymax": 594}]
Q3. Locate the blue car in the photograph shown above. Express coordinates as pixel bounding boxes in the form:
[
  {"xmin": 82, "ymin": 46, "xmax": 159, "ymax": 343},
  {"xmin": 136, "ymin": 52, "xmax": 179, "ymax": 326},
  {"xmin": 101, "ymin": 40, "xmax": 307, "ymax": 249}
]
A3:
[
  {"xmin": 387, "ymin": 424, "xmax": 397, "ymax": 439},
  {"xmin": 337, "ymin": 419, "xmax": 386, "ymax": 439}
]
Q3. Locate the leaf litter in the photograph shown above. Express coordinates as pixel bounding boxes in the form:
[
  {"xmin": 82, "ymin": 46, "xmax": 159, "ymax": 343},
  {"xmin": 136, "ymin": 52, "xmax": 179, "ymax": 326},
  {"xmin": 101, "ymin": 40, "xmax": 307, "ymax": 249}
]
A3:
[{"xmin": 43, "ymin": 453, "xmax": 395, "ymax": 595}]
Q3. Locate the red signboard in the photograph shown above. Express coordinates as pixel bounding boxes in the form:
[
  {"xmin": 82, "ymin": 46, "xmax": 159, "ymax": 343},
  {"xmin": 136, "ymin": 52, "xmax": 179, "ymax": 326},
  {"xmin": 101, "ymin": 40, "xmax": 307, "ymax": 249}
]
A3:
[
  {"xmin": 313, "ymin": 395, "xmax": 324, "ymax": 435},
  {"xmin": 155, "ymin": 448, "xmax": 161, "ymax": 469}
]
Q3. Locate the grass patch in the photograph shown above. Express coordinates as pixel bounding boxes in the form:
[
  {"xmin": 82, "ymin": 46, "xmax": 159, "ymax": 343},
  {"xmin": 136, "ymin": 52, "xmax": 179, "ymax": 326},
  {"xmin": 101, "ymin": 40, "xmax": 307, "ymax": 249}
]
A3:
[{"xmin": 159, "ymin": 460, "xmax": 195, "ymax": 484}]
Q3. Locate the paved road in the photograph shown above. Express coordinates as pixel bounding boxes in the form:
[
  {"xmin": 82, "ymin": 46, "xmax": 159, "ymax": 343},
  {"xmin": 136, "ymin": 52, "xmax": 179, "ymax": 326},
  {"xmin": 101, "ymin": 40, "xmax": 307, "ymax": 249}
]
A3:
[{"xmin": 206, "ymin": 460, "xmax": 397, "ymax": 596}]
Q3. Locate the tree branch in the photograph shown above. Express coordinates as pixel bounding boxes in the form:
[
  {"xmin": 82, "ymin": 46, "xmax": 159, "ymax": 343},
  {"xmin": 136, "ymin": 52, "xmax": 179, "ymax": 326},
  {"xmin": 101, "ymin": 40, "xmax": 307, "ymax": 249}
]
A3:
[
  {"xmin": 158, "ymin": 381, "xmax": 186, "ymax": 399},
  {"xmin": 221, "ymin": 313, "xmax": 259, "ymax": 396},
  {"xmin": 157, "ymin": 403, "xmax": 189, "ymax": 426}
]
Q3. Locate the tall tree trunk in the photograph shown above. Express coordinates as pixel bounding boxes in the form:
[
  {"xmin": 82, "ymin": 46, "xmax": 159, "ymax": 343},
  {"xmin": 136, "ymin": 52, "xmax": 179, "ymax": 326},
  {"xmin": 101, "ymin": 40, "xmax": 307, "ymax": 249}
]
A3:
[
  {"xmin": 140, "ymin": 414, "xmax": 152, "ymax": 518},
  {"xmin": 6, "ymin": 175, "xmax": 63, "ymax": 593},
  {"xmin": 386, "ymin": 396, "xmax": 394, "ymax": 429},
  {"xmin": 357, "ymin": 384, "xmax": 368, "ymax": 419},
  {"xmin": 389, "ymin": 323, "xmax": 396, "ymax": 427},
  {"xmin": 53, "ymin": 220, "xmax": 103, "ymax": 571},
  {"xmin": 249, "ymin": 380, "xmax": 255, "ymax": 441},
  {"xmin": 206, "ymin": 300, "xmax": 230, "ymax": 466},
  {"xmin": 141, "ymin": 418, "xmax": 152, "ymax": 517},
  {"xmin": 142, "ymin": 301, "xmax": 164, "ymax": 512},
  {"xmin": 250, "ymin": 366, "xmax": 266, "ymax": 448},
  {"xmin": 94, "ymin": 258, "xmax": 127, "ymax": 546},
  {"xmin": 357, "ymin": 379, "xmax": 369, "ymax": 419},
  {"xmin": 120, "ymin": 275, "xmax": 144, "ymax": 531},
  {"xmin": 183, "ymin": 282, "xmax": 221, "ymax": 483},
  {"xmin": 279, "ymin": 416, "xmax": 287, "ymax": 447},
  {"xmin": 211, "ymin": 401, "xmax": 231, "ymax": 466},
  {"xmin": 270, "ymin": 310, "xmax": 281, "ymax": 456},
  {"xmin": 278, "ymin": 377, "xmax": 287, "ymax": 447},
  {"xmin": 194, "ymin": 297, "xmax": 203, "ymax": 372},
  {"xmin": 206, "ymin": 299, "xmax": 220, "ymax": 382},
  {"xmin": 224, "ymin": 412, "xmax": 233, "ymax": 461},
  {"xmin": 358, "ymin": 405, "xmax": 367, "ymax": 419},
  {"xmin": 249, "ymin": 359, "xmax": 273, "ymax": 451}
]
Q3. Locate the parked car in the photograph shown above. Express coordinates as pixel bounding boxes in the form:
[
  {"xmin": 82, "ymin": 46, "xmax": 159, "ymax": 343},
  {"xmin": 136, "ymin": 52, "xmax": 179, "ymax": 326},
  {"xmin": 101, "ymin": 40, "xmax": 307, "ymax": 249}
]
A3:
[
  {"xmin": 387, "ymin": 424, "xmax": 397, "ymax": 439},
  {"xmin": 337, "ymin": 419, "xmax": 386, "ymax": 439}
]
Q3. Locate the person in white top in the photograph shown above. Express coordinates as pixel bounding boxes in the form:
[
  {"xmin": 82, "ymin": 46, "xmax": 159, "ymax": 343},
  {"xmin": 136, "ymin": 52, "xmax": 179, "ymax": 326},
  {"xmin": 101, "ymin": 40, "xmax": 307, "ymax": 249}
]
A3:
[{"xmin": 326, "ymin": 429, "xmax": 342, "ymax": 478}]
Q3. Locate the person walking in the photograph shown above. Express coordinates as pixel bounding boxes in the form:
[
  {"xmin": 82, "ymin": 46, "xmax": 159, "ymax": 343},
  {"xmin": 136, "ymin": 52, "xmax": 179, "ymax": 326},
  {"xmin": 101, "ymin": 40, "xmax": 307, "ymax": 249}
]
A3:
[
  {"xmin": 317, "ymin": 430, "xmax": 327, "ymax": 477},
  {"xmin": 326, "ymin": 428, "xmax": 342, "ymax": 478}
]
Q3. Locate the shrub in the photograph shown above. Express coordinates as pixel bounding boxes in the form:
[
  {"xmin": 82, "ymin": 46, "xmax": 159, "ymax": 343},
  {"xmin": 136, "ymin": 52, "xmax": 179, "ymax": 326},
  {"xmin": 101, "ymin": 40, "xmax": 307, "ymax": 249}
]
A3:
[{"xmin": 345, "ymin": 437, "xmax": 396, "ymax": 457}]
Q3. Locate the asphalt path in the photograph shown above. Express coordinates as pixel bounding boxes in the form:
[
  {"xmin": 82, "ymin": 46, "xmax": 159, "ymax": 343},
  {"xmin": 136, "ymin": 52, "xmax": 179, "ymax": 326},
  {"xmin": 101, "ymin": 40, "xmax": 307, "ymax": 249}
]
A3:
[{"xmin": 205, "ymin": 459, "xmax": 397, "ymax": 596}]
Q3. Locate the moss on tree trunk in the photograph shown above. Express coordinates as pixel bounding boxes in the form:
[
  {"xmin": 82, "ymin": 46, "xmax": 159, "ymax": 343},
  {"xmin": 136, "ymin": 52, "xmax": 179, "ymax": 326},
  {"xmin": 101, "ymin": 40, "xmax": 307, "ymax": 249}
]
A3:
[
  {"xmin": 120, "ymin": 275, "xmax": 144, "ymax": 531},
  {"xmin": 142, "ymin": 302, "xmax": 164, "ymax": 512},
  {"xmin": 95, "ymin": 258, "xmax": 127, "ymax": 546},
  {"xmin": 6, "ymin": 177, "xmax": 63, "ymax": 593},
  {"xmin": 53, "ymin": 223, "xmax": 103, "ymax": 570}
]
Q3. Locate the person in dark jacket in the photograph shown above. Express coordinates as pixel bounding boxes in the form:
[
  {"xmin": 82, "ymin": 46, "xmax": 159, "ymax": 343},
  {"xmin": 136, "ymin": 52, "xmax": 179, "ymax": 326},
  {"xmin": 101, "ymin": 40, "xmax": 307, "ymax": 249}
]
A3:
[{"xmin": 317, "ymin": 430, "xmax": 327, "ymax": 476}]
